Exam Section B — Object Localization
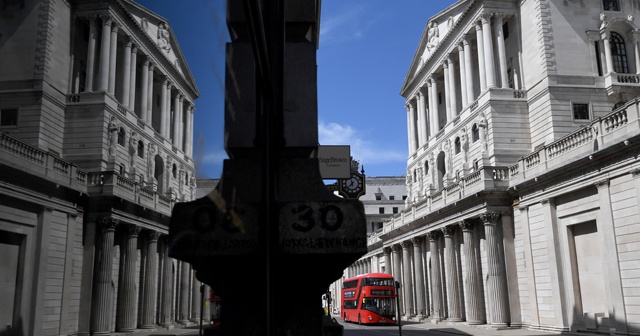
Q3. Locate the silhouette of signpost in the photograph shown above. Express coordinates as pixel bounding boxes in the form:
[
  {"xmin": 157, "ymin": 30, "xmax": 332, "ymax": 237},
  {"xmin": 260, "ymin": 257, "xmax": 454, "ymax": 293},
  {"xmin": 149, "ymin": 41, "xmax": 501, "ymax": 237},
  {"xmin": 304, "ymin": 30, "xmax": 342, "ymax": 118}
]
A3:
[{"xmin": 168, "ymin": 1, "xmax": 367, "ymax": 335}]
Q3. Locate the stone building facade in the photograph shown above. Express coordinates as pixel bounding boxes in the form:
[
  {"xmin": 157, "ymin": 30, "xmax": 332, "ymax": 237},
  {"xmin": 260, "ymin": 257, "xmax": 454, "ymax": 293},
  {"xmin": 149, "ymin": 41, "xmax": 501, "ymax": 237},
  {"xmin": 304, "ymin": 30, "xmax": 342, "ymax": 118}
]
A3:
[
  {"xmin": 0, "ymin": 0, "xmax": 203, "ymax": 334},
  {"xmin": 347, "ymin": 0, "xmax": 640, "ymax": 334}
]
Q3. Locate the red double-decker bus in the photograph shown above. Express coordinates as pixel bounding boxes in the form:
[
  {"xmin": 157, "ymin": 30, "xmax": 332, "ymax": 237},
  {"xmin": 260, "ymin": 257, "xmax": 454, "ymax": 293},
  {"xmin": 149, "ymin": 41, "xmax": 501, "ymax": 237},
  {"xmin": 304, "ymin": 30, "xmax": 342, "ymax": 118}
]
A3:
[{"xmin": 341, "ymin": 273, "xmax": 396, "ymax": 325}]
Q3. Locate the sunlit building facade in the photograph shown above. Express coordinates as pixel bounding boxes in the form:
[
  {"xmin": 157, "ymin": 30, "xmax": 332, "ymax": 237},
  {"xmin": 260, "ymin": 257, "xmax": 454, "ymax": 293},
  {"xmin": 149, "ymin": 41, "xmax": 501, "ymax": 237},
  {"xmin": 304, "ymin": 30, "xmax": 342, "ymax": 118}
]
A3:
[
  {"xmin": 349, "ymin": 0, "xmax": 640, "ymax": 334},
  {"xmin": 0, "ymin": 0, "xmax": 201, "ymax": 334}
]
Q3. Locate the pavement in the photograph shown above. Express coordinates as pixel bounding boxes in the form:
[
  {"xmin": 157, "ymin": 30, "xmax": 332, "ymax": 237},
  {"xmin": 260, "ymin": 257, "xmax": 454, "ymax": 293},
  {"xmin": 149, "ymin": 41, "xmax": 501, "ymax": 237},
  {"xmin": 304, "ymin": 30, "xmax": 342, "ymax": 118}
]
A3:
[{"xmin": 115, "ymin": 316, "xmax": 603, "ymax": 336}]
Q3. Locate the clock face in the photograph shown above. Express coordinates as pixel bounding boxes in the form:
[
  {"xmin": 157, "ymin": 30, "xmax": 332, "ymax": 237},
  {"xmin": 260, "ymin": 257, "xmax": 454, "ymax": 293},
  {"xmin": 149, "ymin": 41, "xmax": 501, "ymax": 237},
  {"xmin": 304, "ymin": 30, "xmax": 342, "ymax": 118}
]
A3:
[{"xmin": 341, "ymin": 173, "xmax": 363, "ymax": 196}]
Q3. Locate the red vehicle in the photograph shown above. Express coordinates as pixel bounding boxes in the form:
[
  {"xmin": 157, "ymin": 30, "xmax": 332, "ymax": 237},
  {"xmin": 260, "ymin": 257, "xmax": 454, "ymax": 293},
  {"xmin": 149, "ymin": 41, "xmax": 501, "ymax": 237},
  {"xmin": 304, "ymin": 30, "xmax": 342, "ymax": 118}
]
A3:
[{"xmin": 341, "ymin": 273, "xmax": 396, "ymax": 325}]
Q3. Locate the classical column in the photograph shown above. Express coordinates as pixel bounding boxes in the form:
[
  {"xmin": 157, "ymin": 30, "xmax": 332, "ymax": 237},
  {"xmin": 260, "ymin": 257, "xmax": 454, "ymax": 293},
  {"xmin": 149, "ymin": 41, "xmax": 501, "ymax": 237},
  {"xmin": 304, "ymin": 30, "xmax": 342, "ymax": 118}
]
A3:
[
  {"xmin": 457, "ymin": 42, "xmax": 468, "ymax": 108},
  {"xmin": 108, "ymin": 23, "xmax": 119, "ymax": 95},
  {"xmin": 90, "ymin": 217, "xmax": 119, "ymax": 335},
  {"xmin": 442, "ymin": 225, "xmax": 463, "ymax": 322},
  {"xmin": 173, "ymin": 94, "xmax": 181, "ymax": 145},
  {"xmin": 116, "ymin": 224, "xmax": 141, "ymax": 332},
  {"xmin": 427, "ymin": 231, "xmax": 443, "ymax": 321},
  {"xmin": 85, "ymin": 16, "xmax": 97, "ymax": 92},
  {"xmin": 140, "ymin": 59, "xmax": 150, "ymax": 121},
  {"xmin": 121, "ymin": 40, "xmax": 132, "ymax": 107},
  {"xmin": 159, "ymin": 236, "xmax": 174, "ymax": 327},
  {"xmin": 463, "ymin": 36, "xmax": 475, "ymax": 102},
  {"xmin": 98, "ymin": 15, "xmax": 113, "ymax": 92},
  {"xmin": 128, "ymin": 45, "xmax": 138, "ymax": 111},
  {"xmin": 392, "ymin": 244, "xmax": 403, "ymax": 313},
  {"xmin": 420, "ymin": 87, "xmax": 430, "ymax": 139},
  {"xmin": 475, "ymin": 22, "xmax": 487, "ymax": 92},
  {"xmin": 634, "ymin": 32, "xmax": 640, "ymax": 74},
  {"xmin": 383, "ymin": 246, "xmax": 393, "ymax": 275},
  {"xmin": 203, "ymin": 284, "xmax": 211, "ymax": 323},
  {"xmin": 415, "ymin": 95, "xmax": 424, "ymax": 148},
  {"xmin": 481, "ymin": 12, "xmax": 496, "ymax": 88},
  {"xmin": 406, "ymin": 103, "xmax": 417, "ymax": 154},
  {"xmin": 428, "ymin": 77, "xmax": 440, "ymax": 135},
  {"xmin": 494, "ymin": 13, "xmax": 509, "ymax": 88},
  {"xmin": 442, "ymin": 61, "xmax": 451, "ymax": 124},
  {"xmin": 179, "ymin": 261, "xmax": 190, "ymax": 323},
  {"xmin": 178, "ymin": 96, "xmax": 185, "ymax": 150},
  {"xmin": 602, "ymin": 30, "xmax": 614, "ymax": 74},
  {"xmin": 401, "ymin": 240, "xmax": 414, "ymax": 318},
  {"xmin": 147, "ymin": 63, "xmax": 155, "ymax": 124},
  {"xmin": 140, "ymin": 231, "xmax": 161, "ymax": 328},
  {"xmin": 459, "ymin": 219, "xmax": 485, "ymax": 324},
  {"xmin": 160, "ymin": 79, "xmax": 168, "ymax": 136},
  {"xmin": 411, "ymin": 237, "xmax": 426, "ymax": 318},
  {"xmin": 165, "ymin": 83, "xmax": 173, "ymax": 137},
  {"xmin": 191, "ymin": 271, "xmax": 201, "ymax": 322},
  {"xmin": 481, "ymin": 212, "xmax": 509, "ymax": 325},
  {"xmin": 187, "ymin": 106, "xmax": 195, "ymax": 156},
  {"xmin": 447, "ymin": 56, "xmax": 458, "ymax": 116}
]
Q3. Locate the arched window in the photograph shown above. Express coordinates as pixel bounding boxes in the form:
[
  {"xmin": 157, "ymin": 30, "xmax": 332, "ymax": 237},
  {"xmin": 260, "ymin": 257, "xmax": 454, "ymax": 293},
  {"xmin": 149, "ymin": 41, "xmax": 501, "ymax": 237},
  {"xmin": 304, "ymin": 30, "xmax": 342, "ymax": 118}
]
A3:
[
  {"xmin": 610, "ymin": 32, "xmax": 629, "ymax": 73},
  {"xmin": 117, "ymin": 127, "xmax": 125, "ymax": 146},
  {"xmin": 471, "ymin": 124, "xmax": 479, "ymax": 142},
  {"xmin": 137, "ymin": 140, "xmax": 144, "ymax": 158},
  {"xmin": 454, "ymin": 137, "xmax": 461, "ymax": 154}
]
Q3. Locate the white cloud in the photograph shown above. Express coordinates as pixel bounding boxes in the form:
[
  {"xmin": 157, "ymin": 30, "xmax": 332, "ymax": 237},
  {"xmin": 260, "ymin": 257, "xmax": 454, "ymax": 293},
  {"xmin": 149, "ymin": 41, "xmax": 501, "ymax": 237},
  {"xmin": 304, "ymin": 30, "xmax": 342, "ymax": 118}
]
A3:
[{"xmin": 320, "ymin": 6, "xmax": 370, "ymax": 44}]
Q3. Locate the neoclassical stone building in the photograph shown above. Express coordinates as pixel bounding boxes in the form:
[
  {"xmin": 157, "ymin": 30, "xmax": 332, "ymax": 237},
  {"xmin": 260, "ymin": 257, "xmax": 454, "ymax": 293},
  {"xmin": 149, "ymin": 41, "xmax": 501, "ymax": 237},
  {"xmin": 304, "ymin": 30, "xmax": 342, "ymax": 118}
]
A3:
[
  {"xmin": 349, "ymin": 0, "xmax": 640, "ymax": 334},
  {"xmin": 0, "ymin": 0, "xmax": 203, "ymax": 334}
]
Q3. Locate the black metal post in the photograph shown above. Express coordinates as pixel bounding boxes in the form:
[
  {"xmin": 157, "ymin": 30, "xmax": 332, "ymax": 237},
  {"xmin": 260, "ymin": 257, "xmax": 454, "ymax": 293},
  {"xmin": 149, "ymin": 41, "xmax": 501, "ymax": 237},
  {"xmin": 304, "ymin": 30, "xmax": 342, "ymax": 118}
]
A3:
[
  {"xmin": 395, "ymin": 281, "xmax": 402, "ymax": 336},
  {"xmin": 199, "ymin": 283, "xmax": 204, "ymax": 336}
]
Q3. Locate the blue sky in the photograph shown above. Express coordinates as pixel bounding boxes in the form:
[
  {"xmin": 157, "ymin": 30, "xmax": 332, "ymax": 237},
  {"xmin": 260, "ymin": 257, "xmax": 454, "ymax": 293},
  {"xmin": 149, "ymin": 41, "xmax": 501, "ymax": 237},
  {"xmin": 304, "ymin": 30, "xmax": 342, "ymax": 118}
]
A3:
[{"xmin": 136, "ymin": 0, "xmax": 455, "ymax": 179}]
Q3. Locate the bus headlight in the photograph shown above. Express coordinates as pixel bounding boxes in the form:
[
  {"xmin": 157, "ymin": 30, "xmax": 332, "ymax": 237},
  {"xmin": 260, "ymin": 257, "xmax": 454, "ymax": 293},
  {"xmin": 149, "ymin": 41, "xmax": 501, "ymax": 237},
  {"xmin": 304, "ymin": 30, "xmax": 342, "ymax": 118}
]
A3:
[{"xmin": 369, "ymin": 316, "xmax": 373, "ymax": 321}]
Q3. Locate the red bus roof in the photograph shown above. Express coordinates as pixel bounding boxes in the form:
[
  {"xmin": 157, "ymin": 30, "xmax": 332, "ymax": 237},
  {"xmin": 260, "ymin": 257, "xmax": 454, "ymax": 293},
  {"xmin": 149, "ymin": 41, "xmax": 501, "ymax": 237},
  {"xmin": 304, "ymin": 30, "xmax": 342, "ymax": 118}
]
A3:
[{"xmin": 343, "ymin": 272, "xmax": 394, "ymax": 283}]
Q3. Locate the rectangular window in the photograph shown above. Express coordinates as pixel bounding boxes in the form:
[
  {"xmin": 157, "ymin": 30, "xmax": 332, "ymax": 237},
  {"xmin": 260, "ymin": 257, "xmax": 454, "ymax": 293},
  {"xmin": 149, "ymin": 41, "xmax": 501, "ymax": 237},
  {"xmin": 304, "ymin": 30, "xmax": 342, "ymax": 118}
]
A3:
[
  {"xmin": 389, "ymin": 196, "xmax": 395, "ymax": 200},
  {"xmin": 0, "ymin": 108, "xmax": 18, "ymax": 127},
  {"xmin": 603, "ymin": 0, "xmax": 620, "ymax": 11},
  {"xmin": 375, "ymin": 195, "xmax": 382, "ymax": 201},
  {"xmin": 379, "ymin": 207, "xmax": 385, "ymax": 214},
  {"xmin": 392, "ymin": 207, "xmax": 398, "ymax": 214},
  {"xmin": 402, "ymin": 195, "xmax": 407, "ymax": 200},
  {"xmin": 573, "ymin": 103, "xmax": 590, "ymax": 120}
]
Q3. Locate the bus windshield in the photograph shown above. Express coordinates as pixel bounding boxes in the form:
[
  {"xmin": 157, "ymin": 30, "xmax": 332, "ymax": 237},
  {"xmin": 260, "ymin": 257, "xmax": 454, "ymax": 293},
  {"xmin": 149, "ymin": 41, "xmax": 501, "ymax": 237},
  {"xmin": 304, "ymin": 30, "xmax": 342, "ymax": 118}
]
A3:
[
  {"xmin": 362, "ymin": 278, "xmax": 394, "ymax": 287},
  {"xmin": 362, "ymin": 297, "xmax": 396, "ymax": 316}
]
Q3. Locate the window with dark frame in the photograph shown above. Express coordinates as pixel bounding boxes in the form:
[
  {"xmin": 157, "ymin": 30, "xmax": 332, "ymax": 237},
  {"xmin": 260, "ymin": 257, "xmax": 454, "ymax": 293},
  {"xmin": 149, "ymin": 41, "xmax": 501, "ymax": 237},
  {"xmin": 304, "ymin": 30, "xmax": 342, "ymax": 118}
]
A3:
[
  {"xmin": 402, "ymin": 195, "xmax": 407, "ymax": 200},
  {"xmin": 573, "ymin": 103, "xmax": 590, "ymax": 120},
  {"xmin": 610, "ymin": 31, "xmax": 629, "ymax": 73},
  {"xmin": 376, "ymin": 195, "xmax": 382, "ymax": 201},
  {"xmin": 472, "ymin": 124, "xmax": 479, "ymax": 142},
  {"xmin": 454, "ymin": 137, "xmax": 461, "ymax": 154},
  {"xmin": 379, "ymin": 207, "xmax": 385, "ymax": 214},
  {"xmin": 0, "ymin": 108, "xmax": 18, "ymax": 127},
  {"xmin": 137, "ymin": 140, "xmax": 144, "ymax": 158},
  {"xmin": 389, "ymin": 196, "xmax": 395, "ymax": 200},
  {"xmin": 392, "ymin": 207, "xmax": 398, "ymax": 214}
]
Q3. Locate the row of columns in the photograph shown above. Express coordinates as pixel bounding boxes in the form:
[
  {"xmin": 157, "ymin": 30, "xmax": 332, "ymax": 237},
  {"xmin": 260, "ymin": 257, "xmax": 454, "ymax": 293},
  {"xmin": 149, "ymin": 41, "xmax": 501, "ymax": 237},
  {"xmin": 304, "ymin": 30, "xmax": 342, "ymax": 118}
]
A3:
[
  {"xmin": 90, "ymin": 217, "xmax": 208, "ymax": 334},
  {"xmin": 353, "ymin": 212, "xmax": 509, "ymax": 325},
  {"xmin": 82, "ymin": 14, "xmax": 194, "ymax": 155},
  {"xmin": 406, "ymin": 12, "xmax": 512, "ymax": 154}
]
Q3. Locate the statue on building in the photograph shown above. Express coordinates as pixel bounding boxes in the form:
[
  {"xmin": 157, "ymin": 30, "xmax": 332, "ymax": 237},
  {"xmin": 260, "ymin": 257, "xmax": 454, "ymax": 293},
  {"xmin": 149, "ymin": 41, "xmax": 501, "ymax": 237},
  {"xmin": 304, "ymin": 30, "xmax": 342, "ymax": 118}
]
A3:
[
  {"xmin": 157, "ymin": 22, "xmax": 171, "ymax": 53},
  {"xmin": 108, "ymin": 116, "xmax": 119, "ymax": 157},
  {"xmin": 428, "ymin": 152, "xmax": 435, "ymax": 190},
  {"xmin": 427, "ymin": 21, "xmax": 439, "ymax": 51},
  {"xmin": 147, "ymin": 143, "xmax": 157, "ymax": 184},
  {"xmin": 460, "ymin": 128, "xmax": 469, "ymax": 165},
  {"xmin": 444, "ymin": 140, "xmax": 453, "ymax": 180},
  {"xmin": 478, "ymin": 112, "xmax": 488, "ymax": 153},
  {"xmin": 417, "ymin": 167, "xmax": 424, "ymax": 191}
]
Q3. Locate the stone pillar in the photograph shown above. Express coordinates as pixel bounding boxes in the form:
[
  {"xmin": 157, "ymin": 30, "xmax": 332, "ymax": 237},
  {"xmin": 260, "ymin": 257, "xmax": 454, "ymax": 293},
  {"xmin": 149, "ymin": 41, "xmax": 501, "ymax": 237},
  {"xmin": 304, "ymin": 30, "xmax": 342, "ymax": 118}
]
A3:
[
  {"xmin": 406, "ymin": 103, "xmax": 417, "ymax": 154},
  {"xmin": 128, "ymin": 45, "xmax": 138, "ymax": 111},
  {"xmin": 481, "ymin": 12, "xmax": 496, "ymax": 88},
  {"xmin": 116, "ymin": 224, "xmax": 141, "ymax": 332},
  {"xmin": 401, "ymin": 240, "xmax": 414, "ymax": 318},
  {"xmin": 442, "ymin": 61, "xmax": 451, "ymax": 125},
  {"xmin": 475, "ymin": 22, "xmax": 487, "ymax": 92},
  {"xmin": 634, "ymin": 32, "xmax": 640, "ymax": 74},
  {"xmin": 173, "ymin": 94, "xmax": 181, "ymax": 145},
  {"xmin": 463, "ymin": 36, "xmax": 474, "ymax": 102},
  {"xmin": 179, "ymin": 261, "xmax": 190, "ymax": 324},
  {"xmin": 203, "ymin": 284, "xmax": 211, "ymax": 322},
  {"xmin": 191, "ymin": 271, "xmax": 201, "ymax": 322},
  {"xmin": 165, "ymin": 83, "xmax": 173, "ymax": 137},
  {"xmin": 442, "ymin": 225, "xmax": 463, "ymax": 322},
  {"xmin": 420, "ymin": 87, "xmax": 430, "ymax": 139},
  {"xmin": 415, "ymin": 95, "xmax": 424, "ymax": 148},
  {"xmin": 178, "ymin": 96, "xmax": 185, "ymax": 150},
  {"xmin": 159, "ymin": 236, "xmax": 173, "ymax": 327},
  {"xmin": 140, "ymin": 231, "xmax": 161, "ymax": 328},
  {"xmin": 140, "ymin": 59, "xmax": 149, "ymax": 121},
  {"xmin": 90, "ymin": 217, "xmax": 119, "ymax": 335},
  {"xmin": 428, "ymin": 77, "xmax": 439, "ymax": 135},
  {"xmin": 459, "ymin": 219, "xmax": 485, "ymax": 324},
  {"xmin": 187, "ymin": 106, "xmax": 195, "ymax": 157},
  {"xmin": 383, "ymin": 246, "xmax": 393, "ymax": 275},
  {"xmin": 411, "ymin": 237, "xmax": 426, "ymax": 319},
  {"xmin": 85, "ymin": 16, "xmax": 97, "ymax": 92},
  {"xmin": 481, "ymin": 212, "xmax": 509, "ymax": 325},
  {"xmin": 98, "ymin": 15, "xmax": 112, "ymax": 92},
  {"xmin": 457, "ymin": 42, "xmax": 468, "ymax": 109},
  {"xmin": 392, "ymin": 244, "xmax": 403, "ymax": 313},
  {"xmin": 427, "ymin": 231, "xmax": 443, "ymax": 321},
  {"xmin": 108, "ymin": 23, "xmax": 119, "ymax": 95},
  {"xmin": 160, "ymin": 79, "xmax": 168, "ymax": 136},
  {"xmin": 602, "ymin": 30, "xmax": 614, "ymax": 74},
  {"xmin": 494, "ymin": 13, "xmax": 509, "ymax": 88},
  {"xmin": 447, "ymin": 56, "xmax": 458, "ymax": 117},
  {"xmin": 121, "ymin": 40, "xmax": 132, "ymax": 107},
  {"xmin": 147, "ymin": 63, "xmax": 155, "ymax": 124}
]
